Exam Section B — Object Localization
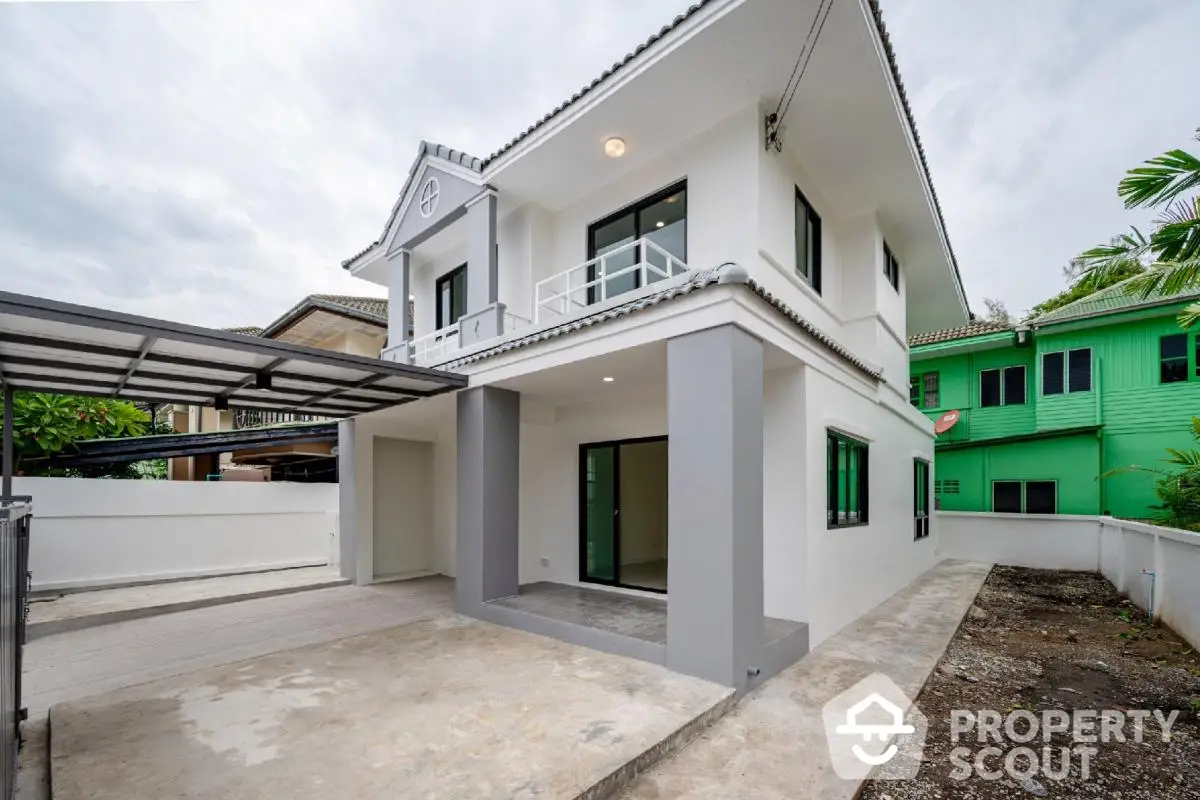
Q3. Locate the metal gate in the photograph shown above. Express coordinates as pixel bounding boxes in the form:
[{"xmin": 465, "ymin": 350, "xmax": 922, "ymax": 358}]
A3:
[{"xmin": 0, "ymin": 498, "xmax": 30, "ymax": 800}]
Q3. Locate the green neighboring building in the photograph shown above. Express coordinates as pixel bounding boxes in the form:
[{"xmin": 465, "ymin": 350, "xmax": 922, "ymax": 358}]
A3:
[{"xmin": 909, "ymin": 279, "xmax": 1200, "ymax": 519}]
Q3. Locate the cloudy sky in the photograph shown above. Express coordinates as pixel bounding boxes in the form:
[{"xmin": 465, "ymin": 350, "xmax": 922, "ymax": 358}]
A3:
[{"xmin": 0, "ymin": 0, "xmax": 1197, "ymax": 329}]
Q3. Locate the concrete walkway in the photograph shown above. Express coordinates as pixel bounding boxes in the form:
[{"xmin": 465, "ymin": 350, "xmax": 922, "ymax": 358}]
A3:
[
  {"xmin": 616, "ymin": 559, "xmax": 991, "ymax": 800},
  {"xmin": 28, "ymin": 566, "xmax": 348, "ymax": 639}
]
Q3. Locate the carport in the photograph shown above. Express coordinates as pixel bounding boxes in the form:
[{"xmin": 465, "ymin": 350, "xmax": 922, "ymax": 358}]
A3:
[
  {"xmin": 0, "ymin": 290, "xmax": 467, "ymax": 494},
  {"xmin": 0, "ymin": 290, "xmax": 467, "ymax": 797}
]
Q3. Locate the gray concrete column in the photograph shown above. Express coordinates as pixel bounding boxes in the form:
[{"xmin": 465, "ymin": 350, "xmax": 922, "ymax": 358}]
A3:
[
  {"xmin": 384, "ymin": 250, "xmax": 412, "ymax": 363},
  {"xmin": 460, "ymin": 191, "xmax": 505, "ymax": 347},
  {"xmin": 456, "ymin": 385, "xmax": 520, "ymax": 612},
  {"xmin": 466, "ymin": 192, "xmax": 498, "ymax": 310},
  {"xmin": 337, "ymin": 419, "xmax": 357, "ymax": 582},
  {"xmin": 666, "ymin": 324, "xmax": 765, "ymax": 691}
]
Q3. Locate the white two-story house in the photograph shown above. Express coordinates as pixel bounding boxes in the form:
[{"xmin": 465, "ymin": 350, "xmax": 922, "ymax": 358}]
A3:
[{"xmin": 335, "ymin": 0, "xmax": 969, "ymax": 692}]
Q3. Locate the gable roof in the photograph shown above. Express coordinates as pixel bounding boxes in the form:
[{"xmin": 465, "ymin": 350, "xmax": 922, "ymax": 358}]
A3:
[
  {"xmin": 908, "ymin": 321, "xmax": 1013, "ymax": 348},
  {"xmin": 343, "ymin": 0, "xmax": 964, "ymax": 301},
  {"xmin": 1029, "ymin": 276, "xmax": 1200, "ymax": 327},
  {"xmin": 259, "ymin": 294, "xmax": 388, "ymax": 339}
]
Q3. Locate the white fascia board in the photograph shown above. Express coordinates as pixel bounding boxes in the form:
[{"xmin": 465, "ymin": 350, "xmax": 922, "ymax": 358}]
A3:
[
  {"xmin": 479, "ymin": 0, "xmax": 744, "ymax": 182},
  {"xmin": 855, "ymin": 0, "xmax": 967, "ymax": 317}
]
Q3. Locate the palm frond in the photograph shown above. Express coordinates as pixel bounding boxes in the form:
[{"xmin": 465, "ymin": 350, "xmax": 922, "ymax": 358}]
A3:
[
  {"xmin": 1178, "ymin": 300, "xmax": 1200, "ymax": 330},
  {"xmin": 1124, "ymin": 259, "xmax": 1200, "ymax": 299},
  {"xmin": 1152, "ymin": 196, "xmax": 1200, "ymax": 262},
  {"xmin": 1118, "ymin": 148, "xmax": 1200, "ymax": 209},
  {"xmin": 1074, "ymin": 228, "xmax": 1151, "ymax": 286}
]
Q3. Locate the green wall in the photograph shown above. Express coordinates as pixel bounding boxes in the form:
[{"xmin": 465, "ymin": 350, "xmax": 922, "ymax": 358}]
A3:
[{"xmin": 912, "ymin": 306, "xmax": 1200, "ymax": 519}]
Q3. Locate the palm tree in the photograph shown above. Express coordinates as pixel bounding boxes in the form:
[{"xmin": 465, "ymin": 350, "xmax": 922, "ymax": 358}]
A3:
[{"xmin": 1076, "ymin": 128, "xmax": 1200, "ymax": 325}]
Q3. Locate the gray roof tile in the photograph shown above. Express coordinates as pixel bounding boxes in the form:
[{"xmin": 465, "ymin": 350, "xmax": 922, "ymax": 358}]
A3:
[{"xmin": 435, "ymin": 263, "xmax": 881, "ymax": 380}]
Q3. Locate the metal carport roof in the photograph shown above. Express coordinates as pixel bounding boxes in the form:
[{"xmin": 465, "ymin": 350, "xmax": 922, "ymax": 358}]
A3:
[{"xmin": 0, "ymin": 291, "xmax": 467, "ymax": 490}]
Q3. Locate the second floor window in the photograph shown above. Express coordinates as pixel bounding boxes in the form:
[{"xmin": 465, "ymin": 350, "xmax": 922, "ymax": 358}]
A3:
[
  {"xmin": 435, "ymin": 264, "xmax": 467, "ymax": 330},
  {"xmin": 795, "ymin": 187, "xmax": 822, "ymax": 294},
  {"xmin": 910, "ymin": 372, "xmax": 939, "ymax": 408},
  {"xmin": 883, "ymin": 242, "xmax": 900, "ymax": 292},
  {"xmin": 1161, "ymin": 334, "xmax": 1189, "ymax": 383},
  {"xmin": 587, "ymin": 182, "xmax": 687, "ymax": 303},
  {"xmin": 980, "ymin": 365, "xmax": 1026, "ymax": 407},
  {"xmin": 1042, "ymin": 348, "xmax": 1092, "ymax": 395}
]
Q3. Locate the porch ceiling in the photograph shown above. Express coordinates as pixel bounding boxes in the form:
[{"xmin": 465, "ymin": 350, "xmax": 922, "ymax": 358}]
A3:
[{"xmin": 0, "ymin": 292, "xmax": 466, "ymax": 418}]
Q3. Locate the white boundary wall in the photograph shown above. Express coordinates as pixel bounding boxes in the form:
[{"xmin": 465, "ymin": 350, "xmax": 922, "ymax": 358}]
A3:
[
  {"xmin": 938, "ymin": 511, "xmax": 1200, "ymax": 650},
  {"xmin": 14, "ymin": 477, "xmax": 338, "ymax": 591}
]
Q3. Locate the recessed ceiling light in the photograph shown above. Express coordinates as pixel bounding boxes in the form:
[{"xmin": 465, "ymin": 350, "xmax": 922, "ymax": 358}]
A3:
[
  {"xmin": 603, "ymin": 137, "xmax": 626, "ymax": 158},
  {"xmin": 602, "ymin": 376, "xmax": 615, "ymax": 383},
  {"xmin": 655, "ymin": 220, "xmax": 665, "ymax": 228}
]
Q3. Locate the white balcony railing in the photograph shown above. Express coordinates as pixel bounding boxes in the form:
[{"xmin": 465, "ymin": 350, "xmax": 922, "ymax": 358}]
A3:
[
  {"xmin": 534, "ymin": 237, "xmax": 689, "ymax": 323},
  {"xmin": 407, "ymin": 322, "xmax": 461, "ymax": 364}
]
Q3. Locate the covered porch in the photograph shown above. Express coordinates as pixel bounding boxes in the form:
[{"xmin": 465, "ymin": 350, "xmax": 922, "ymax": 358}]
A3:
[{"xmin": 344, "ymin": 319, "xmax": 812, "ymax": 692}]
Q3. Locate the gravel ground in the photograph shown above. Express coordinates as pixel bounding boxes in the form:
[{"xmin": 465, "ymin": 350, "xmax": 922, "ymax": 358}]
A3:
[{"xmin": 859, "ymin": 566, "xmax": 1200, "ymax": 799}]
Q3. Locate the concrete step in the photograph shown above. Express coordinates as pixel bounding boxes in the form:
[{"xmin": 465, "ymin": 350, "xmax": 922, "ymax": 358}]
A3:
[{"xmin": 28, "ymin": 567, "xmax": 348, "ymax": 640}]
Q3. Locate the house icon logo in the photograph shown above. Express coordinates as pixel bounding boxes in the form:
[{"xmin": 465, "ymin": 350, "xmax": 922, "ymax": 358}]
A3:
[{"xmin": 822, "ymin": 673, "xmax": 927, "ymax": 780}]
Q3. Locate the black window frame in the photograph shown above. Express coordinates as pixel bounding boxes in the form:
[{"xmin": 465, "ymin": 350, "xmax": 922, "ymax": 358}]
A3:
[
  {"xmin": 992, "ymin": 480, "xmax": 1058, "ymax": 514},
  {"xmin": 795, "ymin": 187, "xmax": 822, "ymax": 294},
  {"xmin": 434, "ymin": 263, "xmax": 468, "ymax": 330},
  {"xmin": 979, "ymin": 365, "xmax": 1027, "ymax": 407},
  {"xmin": 1042, "ymin": 349, "xmax": 1092, "ymax": 395},
  {"xmin": 914, "ymin": 459, "xmax": 930, "ymax": 540},
  {"xmin": 883, "ymin": 242, "xmax": 900, "ymax": 292},
  {"xmin": 1160, "ymin": 333, "xmax": 1189, "ymax": 384},
  {"xmin": 827, "ymin": 430, "xmax": 869, "ymax": 529},
  {"xmin": 586, "ymin": 180, "xmax": 688, "ymax": 304}
]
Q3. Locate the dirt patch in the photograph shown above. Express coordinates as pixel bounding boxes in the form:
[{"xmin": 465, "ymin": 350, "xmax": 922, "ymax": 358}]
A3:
[{"xmin": 860, "ymin": 566, "xmax": 1200, "ymax": 799}]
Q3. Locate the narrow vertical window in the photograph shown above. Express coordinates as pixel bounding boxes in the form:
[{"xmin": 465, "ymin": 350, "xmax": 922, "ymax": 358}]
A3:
[
  {"xmin": 1067, "ymin": 349, "xmax": 1092, "ymax": 392},
  {"xmin": 1161, "ymin": 334, "xmax": 1188, "ymax": 383},
  {"xmin": 980, "ymin": 369, "xmax": 1001, "ymax": 407},
  {"xmin": 883, "ymin": 242, "xmax": 900, "ymax": 292},
  {"xmin": 914, "ymin": 459, "xmax": 930, "ymax": 540},
  {"xmin": 795, "ymin": 187, "xmax": 822, "ymax": 293},
  {"xmin": 435, "ymin": 264, "xmax": 467, "ymax": 330},
  {"xmin": 992, "ymin": 481, "xmax": 1022, "ymax": 513},
  {"xmin": 827, "ymin": 430, "xmax": 868, "ymax": 528},
  {"xmin": 922, "ymin": 372, "xmax": 939, "ymax": 408},
  {"xmin": 1003, "ymin": 365, "xmax": 1027, "ymax": 405},
  {"xmin": 1042, "ymin": 351, "xmax": 1065, "ymax": 395},
  {"xmin": 909, "ymin": 377, "xmax": 920, "ymax": 407}
]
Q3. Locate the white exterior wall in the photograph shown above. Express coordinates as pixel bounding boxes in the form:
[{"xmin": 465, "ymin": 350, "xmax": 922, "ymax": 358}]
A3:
[
  {"xmin": 938, "ymin": 512, "xmax": 1200, "ymax": 651},
  {"xmin": 518, "ymin": 395, "xmax": 667, "ymax": 586},
  {"xmin": 802, "ymin": 370, "xmax": 938, "ymax": 647},
  {"xmin": 15, "ymin": 476, "xmax": 337, "ymax": 591}
]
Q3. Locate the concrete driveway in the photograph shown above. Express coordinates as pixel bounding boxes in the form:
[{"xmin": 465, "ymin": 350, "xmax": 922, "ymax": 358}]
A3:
[{"xmin": 48, "ymin": 614, "xmax": 731, "ymax": 799}]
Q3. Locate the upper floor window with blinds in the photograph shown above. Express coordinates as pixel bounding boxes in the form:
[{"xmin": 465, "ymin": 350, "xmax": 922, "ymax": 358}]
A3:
[{"xmin": 1042, "ymin": 348, "xmax": 1092, "ymax": 395}]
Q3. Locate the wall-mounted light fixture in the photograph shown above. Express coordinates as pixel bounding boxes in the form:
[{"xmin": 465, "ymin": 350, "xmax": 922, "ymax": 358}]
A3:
[{"xmin": 603, "ymin": 137, "xmax": 626, "ymax": 158}]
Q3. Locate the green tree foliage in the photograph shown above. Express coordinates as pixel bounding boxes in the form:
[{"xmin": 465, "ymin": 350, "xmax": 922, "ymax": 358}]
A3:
[
  {"xmin": 1102, "ymin": 417, "xmax": 1200, "ymax": 531},
  {"xmin": 1027, "ymin": 257, "xmax": 1146, "ymax": 319},
  {"xmin": 1076, "ymin": 128, "xmax": 1200, "ymax": 327},
  {"xmin": 10, "ymin": 393, "xmax": 149, "ymax": 478}
]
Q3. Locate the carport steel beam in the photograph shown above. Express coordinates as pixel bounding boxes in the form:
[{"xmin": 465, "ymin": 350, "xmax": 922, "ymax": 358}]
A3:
[{"xmin": 0, "ymin": 292, "xmax": 468, "ymax": 485}]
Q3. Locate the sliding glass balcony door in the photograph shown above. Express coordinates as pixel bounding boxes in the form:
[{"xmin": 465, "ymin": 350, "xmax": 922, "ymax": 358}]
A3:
[{"xmin": 586, "ymin": 182, "xmax": 686, "ymax": 304}]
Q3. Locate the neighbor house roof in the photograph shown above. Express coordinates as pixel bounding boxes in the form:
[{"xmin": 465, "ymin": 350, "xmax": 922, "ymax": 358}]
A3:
[
  {"xmin": 908, "ymin": 321, "xmax": 1013, "ymax": 348},
  {"xmin": 1029, "ymin": 276, "xmax": 1200, "ymax": 327},
  {"xmin": 343, "ymin": 0, "xmax": 964, "ymax": 300},
  {"xmin": 259, "ymin": 294, "xmax": 388, "ymax": 339},
  {"xmin": 223, "ymin": 325, "xmax": 264, "ymax": 336},
  {"xmin": 438, "ymin": 263, "xmax": 882, "ymax": 381}
]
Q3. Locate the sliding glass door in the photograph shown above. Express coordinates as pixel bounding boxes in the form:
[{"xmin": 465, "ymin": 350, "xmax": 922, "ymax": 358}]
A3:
[
  {"xmin": 586, "ymin": 182, "xmax": 687, "ymax": 304},
  {"xmin": 580, "ymin": 437, "xmax": 668, "ymax": 593}
]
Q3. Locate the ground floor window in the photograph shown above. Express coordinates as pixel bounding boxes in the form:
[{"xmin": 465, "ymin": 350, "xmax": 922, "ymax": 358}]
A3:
[
  {"xmin": 992, "ymin": 480, "xmax": 1057, "ymax": 514},
  {"xmin": 827, "ymin": 430, "xmax": 869, "ymax": 528},
  {"xmin": 914, "ymin": 459, "xmax": 930, "ymax": 540}
]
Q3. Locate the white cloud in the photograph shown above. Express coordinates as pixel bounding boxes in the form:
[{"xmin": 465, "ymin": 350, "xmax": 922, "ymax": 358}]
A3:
[{"xmin": 0, "ymin": 0, "xmax": 1196, "ymax": 328}]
